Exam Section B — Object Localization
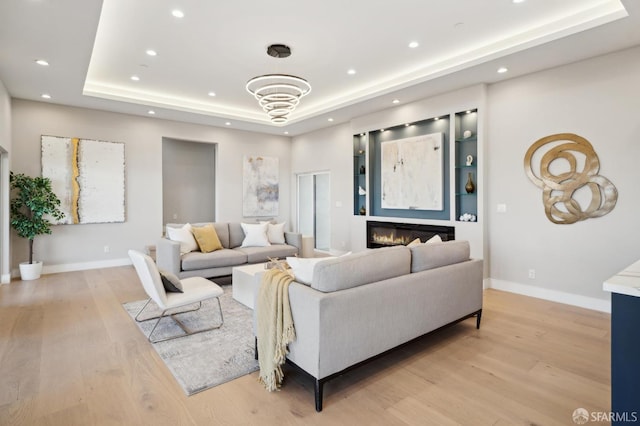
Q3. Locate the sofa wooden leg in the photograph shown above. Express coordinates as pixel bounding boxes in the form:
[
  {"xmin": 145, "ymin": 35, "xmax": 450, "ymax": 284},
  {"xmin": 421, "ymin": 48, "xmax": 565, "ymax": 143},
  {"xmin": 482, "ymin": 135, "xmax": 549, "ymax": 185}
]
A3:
[
  {"xmin": 315, "ymin": 379, "xmax": 324, "ymax": 412},
  {"xmin": 476, "ymin": 309, "xmax": 483, "ymax": 329},
  {"xmin": 254, "ymin": 337, "xmax": 258, "ymax": 360}
]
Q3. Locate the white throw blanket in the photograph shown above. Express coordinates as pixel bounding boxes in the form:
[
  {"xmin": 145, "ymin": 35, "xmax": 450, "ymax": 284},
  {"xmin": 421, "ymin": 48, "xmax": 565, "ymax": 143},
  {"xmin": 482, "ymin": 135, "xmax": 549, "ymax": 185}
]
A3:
[{"xmin": 256, "ymin": 268, "xmax": 295, "ymax": 391}]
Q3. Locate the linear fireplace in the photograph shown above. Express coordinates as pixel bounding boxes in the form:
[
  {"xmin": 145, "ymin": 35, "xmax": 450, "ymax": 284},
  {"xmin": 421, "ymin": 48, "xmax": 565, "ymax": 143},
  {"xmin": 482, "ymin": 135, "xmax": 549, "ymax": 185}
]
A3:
[{"xmin": 367, "ymin": 221, "xmax": 455, "ymax": 248}]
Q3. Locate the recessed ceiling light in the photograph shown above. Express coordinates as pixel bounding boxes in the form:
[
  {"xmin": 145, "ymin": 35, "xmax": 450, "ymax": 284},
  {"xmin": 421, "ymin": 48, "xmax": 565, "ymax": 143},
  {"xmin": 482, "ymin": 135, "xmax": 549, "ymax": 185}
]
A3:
[
  {"xmin": 380, "ymin": 128, "xmax": 385, "ymax": 132},
  {"xmin": 35, "ymin": 59, "xmax": 49, "ymax": 66},
  {"xmin": 328, "ymin": 118, "xmax": 334, "ymax": 122},
  {"xmin": 284, "ymin": 131, "xmax": 289, "ymax": 135},
  {"xmin": 392, "ymin": 99, "xmax": 400, "ymax": 104},
  {"xmin": 434, "ymin": 117, "xmax": 440, "ymax": 121},
  {"xmin": 497, "ymin": 67, "xmax": 508, "ymax": 74},
  {"xmin": 172, "ymin": 9, "xmax": 184, "ymax": 18},
  {"xmin": 512, "ymin": 0, "xmax": 525, "ymax": 3},
  {"xmin": 404, "ymin": 123, "xmax": 410, "ymax": 127},
  {"xmin": 208, "ymin": 91, "xmax": 216, "ymax": 97},
  {"xmin": 347, "ymin": 69, "xmax": 356, "ymax": 75},
  {"xmin": 225, "ymin": 122, "xmax": 231, "ymax": 126},
  {"xmin": 131, "ymin": 75, "xmax": 140, "ymax": 81},
  {"xmin": 146, "ymin": 49, "xmax": 157, "ymax": 57},
  {"xmin": 41, "ymin": 93, "xmax": 51, "ymax": 99},
  {"xmin": 360, "ymin": 133, "xmax": 365, "ymax": 136},
  {"xmin": 408, "ymin": 41, "xmax": 419, "ymax": 49},
  {"xmin": 466, "ymin": 110, "xmax": 472, "ymax": 114},
  {"xmin": 148, "ymin": 110, "xmax": 155, "ymax": 115}
]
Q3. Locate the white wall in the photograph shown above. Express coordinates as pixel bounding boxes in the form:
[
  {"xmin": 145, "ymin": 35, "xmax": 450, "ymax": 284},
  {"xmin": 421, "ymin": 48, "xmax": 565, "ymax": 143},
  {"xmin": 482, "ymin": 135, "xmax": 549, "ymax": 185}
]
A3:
[
  {"xmin": 10, "ymin": 100, "xmax": 291, "ymax": 274},
  {"xmin": 486, "ymin": 45, "xmax": 640, "ymax": 310},
  {"xmin": 0, "ymin": 80, "xmax": 11, "ymax": 283},
  {"xmin": 290, "ymin": 123, "xmax": 353, "ymax": 251}
]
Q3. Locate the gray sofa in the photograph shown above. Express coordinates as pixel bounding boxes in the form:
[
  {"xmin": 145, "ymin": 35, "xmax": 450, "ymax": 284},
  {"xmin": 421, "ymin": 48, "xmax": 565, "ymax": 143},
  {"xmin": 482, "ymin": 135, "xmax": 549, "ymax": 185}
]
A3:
[
  {"xmin": 156, "ymin": 222, "xmax": 302, "ymax": 279},
  {"xmin": 260, "ymin": 240, "xmax": 483, "ymax": 411}
]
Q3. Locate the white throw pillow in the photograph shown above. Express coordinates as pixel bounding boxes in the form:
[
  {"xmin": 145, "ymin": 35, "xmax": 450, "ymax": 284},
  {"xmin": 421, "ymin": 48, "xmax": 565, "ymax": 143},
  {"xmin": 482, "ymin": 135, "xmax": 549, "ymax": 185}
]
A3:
[
  {"xmin": 286, "ymin": 256, "xmax": 336, "ymax": 285},
  {"xmin": 166, "ymin": 223, "xmax": 198, "ymax": 254},
  {"xmin": 407, "ymin": 235, "xmax": 442, "ymax": 247},
  {"xmin": 425, "ymin": 234, "xmax": 443, "ymax": 244},
  {"xmin": 241, "ymin": 222, "xmax": 271, "ymax": 247},
  {"xmin": 266, "ymin": 222, "xmax": 286, "ymax": 244}
]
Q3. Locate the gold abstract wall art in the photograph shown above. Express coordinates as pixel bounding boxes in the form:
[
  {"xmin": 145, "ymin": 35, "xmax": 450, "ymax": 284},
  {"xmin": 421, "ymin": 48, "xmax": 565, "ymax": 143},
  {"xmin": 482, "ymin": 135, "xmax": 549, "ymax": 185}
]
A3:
[
  {"xmin": 41, "ymin": 135, "xmax": 126, "ymax": 224},
  {"xmin": 524, "ymin": 133, "xmax": 617, "ymax": 225}
]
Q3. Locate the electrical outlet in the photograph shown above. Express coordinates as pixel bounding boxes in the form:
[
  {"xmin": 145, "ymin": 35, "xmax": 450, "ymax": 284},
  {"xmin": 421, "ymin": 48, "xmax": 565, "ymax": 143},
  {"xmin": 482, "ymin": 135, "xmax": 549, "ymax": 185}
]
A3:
[
  {"xmin": 528, "ymin": 269, "xmax": 536, "ymax": 279},
  {"xmin": 104, "ymin": 245, "xmax": 110, "ymax": 253},
  {"xmin": 172, "ymin": 213, "xmax": 178, "ymax": 219}
]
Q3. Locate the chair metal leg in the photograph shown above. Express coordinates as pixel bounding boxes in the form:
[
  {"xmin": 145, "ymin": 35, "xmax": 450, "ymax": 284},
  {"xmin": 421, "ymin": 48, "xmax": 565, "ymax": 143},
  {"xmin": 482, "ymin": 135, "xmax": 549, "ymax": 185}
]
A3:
[
  {"xmin": 217, "ymin": 297, "xmax": 224, "ymax": 326},
  {"xmin": 134, "ymin": 298, "xmax": 154, "ymax": 322},
  {"xmin": 139, "ymin": 297, "xmax": 224, "ymax": 344},
  {"xmin": 147, "ymin": 311, "xmax": 166, "ymax": 343},
  {"xmin": 135, "ymin": 299, "xmax": 204, "ymax": 322},
  {"xmin": 170, "ymin": 297, "xmax": 224, "ymax": 334}
]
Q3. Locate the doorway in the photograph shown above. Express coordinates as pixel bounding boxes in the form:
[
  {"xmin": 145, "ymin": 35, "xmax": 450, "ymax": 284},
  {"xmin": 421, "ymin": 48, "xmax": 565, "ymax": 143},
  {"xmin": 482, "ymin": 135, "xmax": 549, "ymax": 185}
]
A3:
[
  {"xmin": 162, "ymin": 138, "xmax": 216, "ymax": 224},
  {"xmin": 297, "ymin": 172, "xmax": 330, "ymax": 251}
]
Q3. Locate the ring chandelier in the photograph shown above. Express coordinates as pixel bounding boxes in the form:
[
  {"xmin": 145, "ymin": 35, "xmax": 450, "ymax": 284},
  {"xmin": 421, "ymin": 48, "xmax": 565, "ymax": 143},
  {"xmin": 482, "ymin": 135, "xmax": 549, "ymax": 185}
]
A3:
[
  {"xmin": 246, "ymin": 74, "xmax": 311, "ymax": 124},
  {"xmin": 246, "ymin": 44, "xmax": 311, "ymax": 124}
]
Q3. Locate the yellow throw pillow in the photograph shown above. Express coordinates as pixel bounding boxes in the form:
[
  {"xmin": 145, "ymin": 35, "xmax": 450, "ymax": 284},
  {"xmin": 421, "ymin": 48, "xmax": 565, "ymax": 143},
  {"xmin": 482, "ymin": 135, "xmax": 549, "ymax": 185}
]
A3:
[
  {"xmin": 407, "ymin": 237, "xmax": 422, "ymax": 247},
  {"xmin": 192, "ymin": 224, "xmax": 223, "ymax": 253}
]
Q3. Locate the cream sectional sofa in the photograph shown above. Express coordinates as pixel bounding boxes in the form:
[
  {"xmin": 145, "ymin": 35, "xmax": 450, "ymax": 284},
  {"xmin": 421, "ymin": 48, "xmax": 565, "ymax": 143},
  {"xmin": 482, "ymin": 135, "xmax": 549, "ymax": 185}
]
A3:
[
  {"xmin": 258, "ymin": 240, "xmax": 483, "ymax": 411},
  {"xmin": 156, "ymin": 222, "xmax": 302, "ymax": 279}
]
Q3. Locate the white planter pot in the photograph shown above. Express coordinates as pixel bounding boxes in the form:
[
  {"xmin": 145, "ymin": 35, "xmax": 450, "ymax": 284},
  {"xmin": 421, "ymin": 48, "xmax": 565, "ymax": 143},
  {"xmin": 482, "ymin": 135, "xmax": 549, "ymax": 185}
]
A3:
[{"xmin": 19, "ymin": 261, "xmax": 43, "ymax": 280}]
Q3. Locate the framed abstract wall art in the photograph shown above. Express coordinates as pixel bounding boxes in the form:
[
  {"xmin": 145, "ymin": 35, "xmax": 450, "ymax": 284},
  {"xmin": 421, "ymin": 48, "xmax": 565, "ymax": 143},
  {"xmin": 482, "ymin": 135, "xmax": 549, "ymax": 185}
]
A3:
[
  {"xmin": 242, "ymin": 155, "xmax": 279, "ymax": 217},
  {"xmin": 41, "ymin": 135, "xmax": 125, "ymax": 224},
  {"xmin": 381, "ymin": 132, "xmax": 444, "ymax": 211}
]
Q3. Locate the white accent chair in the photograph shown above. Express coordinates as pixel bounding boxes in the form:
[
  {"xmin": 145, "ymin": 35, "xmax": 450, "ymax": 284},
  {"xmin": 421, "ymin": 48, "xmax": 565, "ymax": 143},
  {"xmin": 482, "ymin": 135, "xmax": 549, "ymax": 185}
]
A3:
[{"xmin": 128, "ymin": 250, "xmax": 224, "ymax": 343}]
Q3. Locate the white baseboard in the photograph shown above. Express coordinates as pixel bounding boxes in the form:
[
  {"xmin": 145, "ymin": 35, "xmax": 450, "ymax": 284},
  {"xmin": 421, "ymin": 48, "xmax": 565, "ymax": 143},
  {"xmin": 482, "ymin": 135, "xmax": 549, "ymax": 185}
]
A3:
[
  {"xmin": 488, "ymin": 278, "xmax": 611, "ymax": 313},
  {"xmin": 11, "ymin": 258, "xmax": 132, "ymax": 278},
  {"xmin": 44, "ymin": 258, "xmax": 132, "ymax": 274},
  {"xmin": 1, "ymin": 273, "xmax": 11, "ymax": 284},
  {"xmin": 483, "ymin": 278, "xmax": 491, "ymax": 290}
]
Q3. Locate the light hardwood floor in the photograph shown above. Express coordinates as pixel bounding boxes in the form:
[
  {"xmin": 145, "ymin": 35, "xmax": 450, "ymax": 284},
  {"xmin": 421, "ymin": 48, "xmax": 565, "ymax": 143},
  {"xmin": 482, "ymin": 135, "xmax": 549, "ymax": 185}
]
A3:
[{"xmin": 0, "ymin": 266, "xmax": 610, "ymax": 425}]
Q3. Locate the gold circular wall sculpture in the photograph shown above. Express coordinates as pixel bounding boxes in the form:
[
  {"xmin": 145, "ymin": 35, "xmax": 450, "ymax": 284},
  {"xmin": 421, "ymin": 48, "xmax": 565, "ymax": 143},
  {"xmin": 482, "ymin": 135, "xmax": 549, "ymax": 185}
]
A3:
[{"xmin": 524, "ymin": 133, "xmax": 617, "ymax": 225}]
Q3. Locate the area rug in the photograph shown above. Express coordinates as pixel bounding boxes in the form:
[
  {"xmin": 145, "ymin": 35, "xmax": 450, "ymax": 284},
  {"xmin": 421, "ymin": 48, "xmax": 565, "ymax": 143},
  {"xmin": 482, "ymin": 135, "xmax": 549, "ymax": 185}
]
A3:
[{"xmin": 122, "ymin": 285, "xmax": 258, "ymax": 395}]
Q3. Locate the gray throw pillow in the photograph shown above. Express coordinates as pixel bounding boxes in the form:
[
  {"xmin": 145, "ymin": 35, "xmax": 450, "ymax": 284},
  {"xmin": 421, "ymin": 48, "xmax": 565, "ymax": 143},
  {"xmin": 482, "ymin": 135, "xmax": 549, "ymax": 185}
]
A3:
[{"xmin": 159, "ymin": 269, "xmax": 183, "ymax": 293}]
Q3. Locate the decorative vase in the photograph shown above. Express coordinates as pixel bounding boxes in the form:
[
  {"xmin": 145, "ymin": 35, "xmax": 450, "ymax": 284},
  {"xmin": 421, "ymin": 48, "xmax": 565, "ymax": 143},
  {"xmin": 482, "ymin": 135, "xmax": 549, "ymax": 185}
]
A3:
[
  {"xmin": 465, "ymin": 172, "xmax": 475, "ymax": 194},
  {"xmin": 19, "ymin": 261, "xmax": 43, "ymax": 280},
  {"xmin": 359, "ymin": 206, "xmax": 366, "ymax": 215},
  {"xmin": 465, "ymin": 154, "xmax": 473, "ymax": 166},
  {"xmin": 359, "ymin": 165, "xmax": 365, "ymax": 174}
]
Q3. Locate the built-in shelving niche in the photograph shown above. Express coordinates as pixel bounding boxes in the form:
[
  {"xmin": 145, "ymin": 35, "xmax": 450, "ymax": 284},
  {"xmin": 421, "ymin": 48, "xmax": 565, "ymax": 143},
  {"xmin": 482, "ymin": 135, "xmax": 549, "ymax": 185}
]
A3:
[
  {"xmin": 352, "ymin": 116, "xmax": 451, "ymax": 220},
  {"xmin": 454, "ymin": 109, "xmax": 478, "ymax": 222},
  {"xmin": 353, "ymin": 133, "xmax": 368, "ymax": 216},
  {"xmin": 353, "ymin": 110, "xmax": 479, "ymax": 223}
]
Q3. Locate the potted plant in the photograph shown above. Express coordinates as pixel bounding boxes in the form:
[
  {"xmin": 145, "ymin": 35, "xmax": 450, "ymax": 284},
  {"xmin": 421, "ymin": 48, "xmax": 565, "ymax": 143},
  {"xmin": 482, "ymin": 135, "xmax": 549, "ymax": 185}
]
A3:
[{"xmin": 10, "ymin": 171, "xmax": 64, "ymax": 280}]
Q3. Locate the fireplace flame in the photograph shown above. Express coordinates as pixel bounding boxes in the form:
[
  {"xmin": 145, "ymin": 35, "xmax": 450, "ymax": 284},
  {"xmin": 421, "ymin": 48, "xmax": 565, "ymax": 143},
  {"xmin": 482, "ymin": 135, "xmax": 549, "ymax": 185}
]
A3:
[{"xmin": 372, "ymin": 231, "xmax": 411, "ymax": 246}]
